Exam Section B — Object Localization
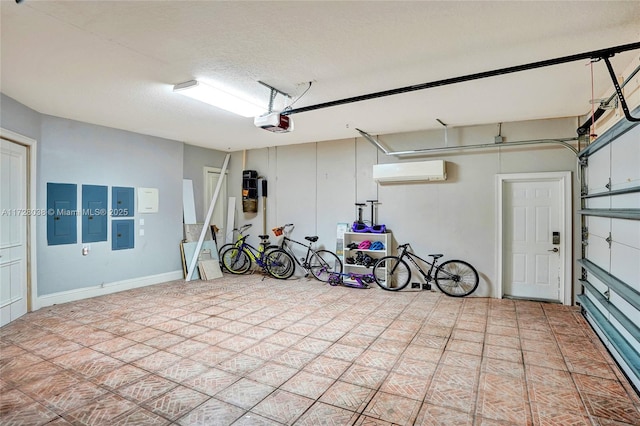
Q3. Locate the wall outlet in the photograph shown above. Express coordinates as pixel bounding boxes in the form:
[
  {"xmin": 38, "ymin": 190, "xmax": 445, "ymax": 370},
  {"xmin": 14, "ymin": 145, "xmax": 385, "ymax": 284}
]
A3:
[{"xmin": 82, "ymin": 246, "xmax": 89, "ymax": 256}]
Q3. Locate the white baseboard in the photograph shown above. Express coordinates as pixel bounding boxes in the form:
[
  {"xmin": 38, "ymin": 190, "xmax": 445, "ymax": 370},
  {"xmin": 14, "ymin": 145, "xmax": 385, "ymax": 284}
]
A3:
[{"xmin": 34, "ymin": 270, "xmax": 184, "ymax": 309}]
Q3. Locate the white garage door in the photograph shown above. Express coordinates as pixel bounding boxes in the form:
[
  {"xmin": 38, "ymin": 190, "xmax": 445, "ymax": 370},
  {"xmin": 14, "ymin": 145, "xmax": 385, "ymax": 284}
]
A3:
[{"xmin": 578, "ymin": 111, "xmax": 640, "ymax": 392}]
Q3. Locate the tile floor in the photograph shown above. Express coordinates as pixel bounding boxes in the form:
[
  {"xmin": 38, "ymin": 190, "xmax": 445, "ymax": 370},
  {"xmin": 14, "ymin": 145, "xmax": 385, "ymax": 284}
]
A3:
[{"xmin": 1, "ymin": 274, "xmax": 639, "ymax": 425}]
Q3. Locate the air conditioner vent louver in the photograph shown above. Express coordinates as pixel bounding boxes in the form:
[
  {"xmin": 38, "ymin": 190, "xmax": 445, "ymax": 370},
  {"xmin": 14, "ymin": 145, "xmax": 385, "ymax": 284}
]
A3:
[{"xmin": 372, "ymin": 160, "xmax": 447, "ymax": 183}]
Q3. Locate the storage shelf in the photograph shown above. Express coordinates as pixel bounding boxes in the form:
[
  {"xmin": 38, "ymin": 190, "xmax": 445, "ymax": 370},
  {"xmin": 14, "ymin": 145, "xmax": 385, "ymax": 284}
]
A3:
[
  {"xmin": 342, "ymin": 231, "xmax": 391, "ymax": 284},
  {"xmin": 344, "ymin": 264, "xmax": 375, "ymax": 270}
]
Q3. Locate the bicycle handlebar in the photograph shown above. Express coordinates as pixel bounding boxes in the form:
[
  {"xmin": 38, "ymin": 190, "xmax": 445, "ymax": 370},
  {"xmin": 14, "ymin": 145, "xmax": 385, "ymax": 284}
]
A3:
[
  {"xmin": 272, "ymin": 223, "xmax": 294, "ymax": 236},
  {"xmin": 234, "ymin": 224, "xmax": 252, "ymax": 233}
]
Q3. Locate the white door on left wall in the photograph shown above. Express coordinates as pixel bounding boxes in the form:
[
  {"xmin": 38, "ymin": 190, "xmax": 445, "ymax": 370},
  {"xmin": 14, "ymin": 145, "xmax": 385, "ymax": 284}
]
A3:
[{"xmin": 1, "ymin": 139, "xmax": 28, "ymax": 326}]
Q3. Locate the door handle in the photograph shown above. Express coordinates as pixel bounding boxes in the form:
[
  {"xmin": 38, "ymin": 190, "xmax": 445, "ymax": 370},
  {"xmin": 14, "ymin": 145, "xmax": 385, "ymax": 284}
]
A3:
[{"xmin": 548, "ymin": 248, "xmax": 559, "ymax": 253}]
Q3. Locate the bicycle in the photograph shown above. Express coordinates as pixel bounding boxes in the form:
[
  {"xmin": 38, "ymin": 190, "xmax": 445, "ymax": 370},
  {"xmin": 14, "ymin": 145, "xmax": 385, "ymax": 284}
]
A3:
[
  {"xmin": 272, "ymin": 224, "xmax": 343, "ymax": 282},
  {"xmin": 372, "ymin": 243, "xmax": 479, "ymax": 296},
  {"xmin": 220, "ymin": 233, "xmax": 295, "ymax": 279},
  {"xmin": 327, "ymin": 271, "xmax": 374, "ymax": 289},
  {"xmin": 218, "ymin": 224, "xmax": 252, "ymax": 270}
]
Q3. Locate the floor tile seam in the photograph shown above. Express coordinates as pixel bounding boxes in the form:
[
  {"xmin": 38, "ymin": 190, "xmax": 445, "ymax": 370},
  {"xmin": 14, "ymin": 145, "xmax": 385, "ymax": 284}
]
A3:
[
  {"xmin": 469, "ymin": 295, "xmax": 490, "ymax": 422},
  {"xmin": 38, "ymin": 383, "xmax": 125, "ymax": 419},
  {"xmin": 134, "ymin": 386, "xmax": 215, "ymax": 422},
  {"xmin": 15, "ymin": 357, "xmax": 127, "ymax": 392},
  {"xmin": 168, "ymin": 394, "xmax": 243, "ymax": 425},
  {"xmin": 407, "ymin": 292, "xmax": 446, "ymax": 349},
  {"xmin": 236, "ymin": 386, "xmax": 311, "ymax": 425},
  {"xmin": 87, "ymin": 391, "xmax": 179, "ymax": 424},
  {"xmin": 539, "ymin": 305, "xmax": 614, "ymax": 405},
  {"xmin": 517, "ymin": 301, "xmax": 574, "ymax": 425}
]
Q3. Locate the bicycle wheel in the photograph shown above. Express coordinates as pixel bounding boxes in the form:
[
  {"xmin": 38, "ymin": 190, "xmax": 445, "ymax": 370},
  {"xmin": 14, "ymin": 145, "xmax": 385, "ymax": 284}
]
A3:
[
  {"xmin": 265, "ymin": 249, "xmax": 295, "ymax": 279},
  {"xmin": 217, "ymin": 243, "xmax": 234, "ymax": 271},
  {"xmin": 221, "ymin": 247, "xmax": 251, "ymax": 274},
  {"xmin": 309, "ymin": 250, "xmax": 343, "ymax": 282},
  {"xmin": 372, "ymin": 256, "xmax": 411, "ymax": 291},
  {"xmin": 434, "ymin": 260, "xmax": 479, "ymax": 297}
]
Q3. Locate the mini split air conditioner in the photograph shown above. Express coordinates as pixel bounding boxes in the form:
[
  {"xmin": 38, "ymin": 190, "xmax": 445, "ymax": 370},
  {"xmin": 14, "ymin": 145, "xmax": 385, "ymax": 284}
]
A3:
[{"xmin": 372, "ymin": 160, "xmax": 447, "ymax": 183}]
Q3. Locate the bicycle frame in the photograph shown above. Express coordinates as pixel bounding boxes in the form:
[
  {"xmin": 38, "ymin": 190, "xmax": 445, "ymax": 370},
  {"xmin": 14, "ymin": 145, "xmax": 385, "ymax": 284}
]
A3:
[
  {"xmin": 281, "ymin": 236, "xmax": 315, "ymax": 269},
  {"xmin": 235, "ymin": 237, "xmax": 272, "ymax": 268},
  {"xmin": 393, "ymin": 245, "xmax": 439, "ymax": 283}
]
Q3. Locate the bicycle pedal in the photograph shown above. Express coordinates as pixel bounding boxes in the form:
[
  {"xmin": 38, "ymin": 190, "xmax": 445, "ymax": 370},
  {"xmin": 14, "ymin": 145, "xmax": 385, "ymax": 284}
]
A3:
[
  {"xmin": 411, "ymin": 282, "xmax": 421, "ymax": 289},
  {"xmin": 422, "ymin": 283, "xmax": 432, "ymax": 290}
]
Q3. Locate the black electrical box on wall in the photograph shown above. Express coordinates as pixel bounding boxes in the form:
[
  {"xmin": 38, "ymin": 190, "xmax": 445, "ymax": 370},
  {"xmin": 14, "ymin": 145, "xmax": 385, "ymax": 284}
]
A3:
[{"xmin": 242, "ymin": 170, "xmax": 258, "ymax": 213}]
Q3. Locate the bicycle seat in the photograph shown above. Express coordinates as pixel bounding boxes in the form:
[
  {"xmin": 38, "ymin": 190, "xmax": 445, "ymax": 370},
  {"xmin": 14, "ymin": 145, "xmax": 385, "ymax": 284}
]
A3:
[
  {"xmin": 305, "ymin": 236, "xmax": 319, "ymax": 243},
  {"xmin": 429, "ymin": 254, "xmax": 444, "ymax": 259},
  {"xmin": 258, "ymin": 234, "xmax": 269, "ymax": 240}
]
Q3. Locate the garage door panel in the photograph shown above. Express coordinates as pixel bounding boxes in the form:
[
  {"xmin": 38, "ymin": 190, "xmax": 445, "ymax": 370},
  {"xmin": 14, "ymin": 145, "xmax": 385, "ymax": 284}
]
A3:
[
  {"xmin": 610, "ymin": 316, "xmax": 639, "ymax": 354},
  {"xmin": 587, "ymin": 216, "xmax": 611, "ymax": 240},
  {"xmin": 612, "ymin": 219, "xmax": 640, "ymax": 250},
  {"xmin": 586, "ymin": 272, "xmax": 609, "ymax": 295},
  {"xmin": 586, "ymin": 234, "xmax": 611, "ymax": 272},
  {"xmin": 585, "ymin": 145, "xmax": 610, "ymax": 194},
  {"xmin": 585, "ymin": 288, "xmax": 609, "ymax": 321},
  {"xmin": 611, "ymin": 243, "xmax": 640, "ymax": 293},
  {"xmin": 611, "ymin": 125, "xmax": 640, "ymax": 191},
  {"xmin": 611, "ymin": 192, "xmax": 640, "ymax": 209},
  {"xmin": 610, "ymin": 292, "xmax": 639, "ymax": 337},
  {"xmin": 585, "ymin": 197, "xmax": 610, "ymax": 209},
  {"xmin": 579, "ymin": 116, "xmax": 639, "ymax": 392}
]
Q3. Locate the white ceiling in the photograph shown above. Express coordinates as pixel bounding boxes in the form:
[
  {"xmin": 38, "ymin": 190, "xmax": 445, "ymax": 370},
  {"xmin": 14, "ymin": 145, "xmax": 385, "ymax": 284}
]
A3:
[{"xmin": 2, "ymin": 1, "xmax": 639, "ymax": 151}]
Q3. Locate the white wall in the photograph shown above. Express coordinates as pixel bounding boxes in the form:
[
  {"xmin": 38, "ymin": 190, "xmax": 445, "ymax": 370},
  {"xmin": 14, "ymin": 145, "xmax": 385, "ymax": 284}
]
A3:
[{"xmin": 229, "ymin": 118, "xmax": 581, "ymax": 300}]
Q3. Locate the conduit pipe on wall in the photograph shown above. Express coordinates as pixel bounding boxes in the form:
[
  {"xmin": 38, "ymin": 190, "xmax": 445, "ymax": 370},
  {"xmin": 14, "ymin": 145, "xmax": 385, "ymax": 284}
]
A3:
[{"xmin": 356, "ymin": 128, "xmax": 580, "ymax": 157}]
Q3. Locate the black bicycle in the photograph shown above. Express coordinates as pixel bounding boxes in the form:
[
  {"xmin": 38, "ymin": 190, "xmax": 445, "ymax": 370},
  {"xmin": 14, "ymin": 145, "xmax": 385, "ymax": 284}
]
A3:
[
  {"xmin": 272, "ymin": 224, "xmax": 343, "ymax": 282},
  {"xmin": 372, "ymin": 243, "xmax": 479, "ymax": 296}
]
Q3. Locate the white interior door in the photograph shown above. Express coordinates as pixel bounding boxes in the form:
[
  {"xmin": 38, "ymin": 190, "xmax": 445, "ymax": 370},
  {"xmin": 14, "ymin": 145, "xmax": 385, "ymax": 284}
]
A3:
[
  {"xmin": 501, "ymin": 175, "xmax": 568, "ymax": 302},
  {"xmin": 204, "ymin": 167, "xmax": 227, "ymax": 242},
  {"xmin": 1, "ymin": 139, "xmax": 28, "ymax": 326}
]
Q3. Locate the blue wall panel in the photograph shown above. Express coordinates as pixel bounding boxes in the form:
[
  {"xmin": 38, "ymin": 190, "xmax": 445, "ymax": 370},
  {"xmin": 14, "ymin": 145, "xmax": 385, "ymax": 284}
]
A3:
[
  {"xmin": 82, "ymin": 185, "xmax": 108, "ymax": 243},
  {"xmin": 112, "ymin": 219, "xmax": 134, "ymax": 250},
  {"xmin": 47, "ymin": 183, "xmax": 77, "ymax": 245},
  {"xmin": 112, "ymin": 186, "xmax": 134, "ymax": 217}
]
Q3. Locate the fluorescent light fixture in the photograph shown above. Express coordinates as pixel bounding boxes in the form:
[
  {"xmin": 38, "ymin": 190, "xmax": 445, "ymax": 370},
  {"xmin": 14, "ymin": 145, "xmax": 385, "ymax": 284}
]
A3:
[{"xmin": 173, "ymin": 80, "xmax": 267, "ymax": 117}]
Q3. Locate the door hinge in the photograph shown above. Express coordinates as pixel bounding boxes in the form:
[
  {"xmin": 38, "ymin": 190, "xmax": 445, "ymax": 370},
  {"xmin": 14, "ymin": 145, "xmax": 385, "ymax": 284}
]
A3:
[
  {"xmin": 604, "ymin": 289, "xmax": 610, "ymax": 300},
  {"xmin": 605, "ymin": 178, "xmax": 612, "ymax": 191},
  {"xmin": 606, "ymin": 232, "xmax": 612, "ymax": 248}
]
